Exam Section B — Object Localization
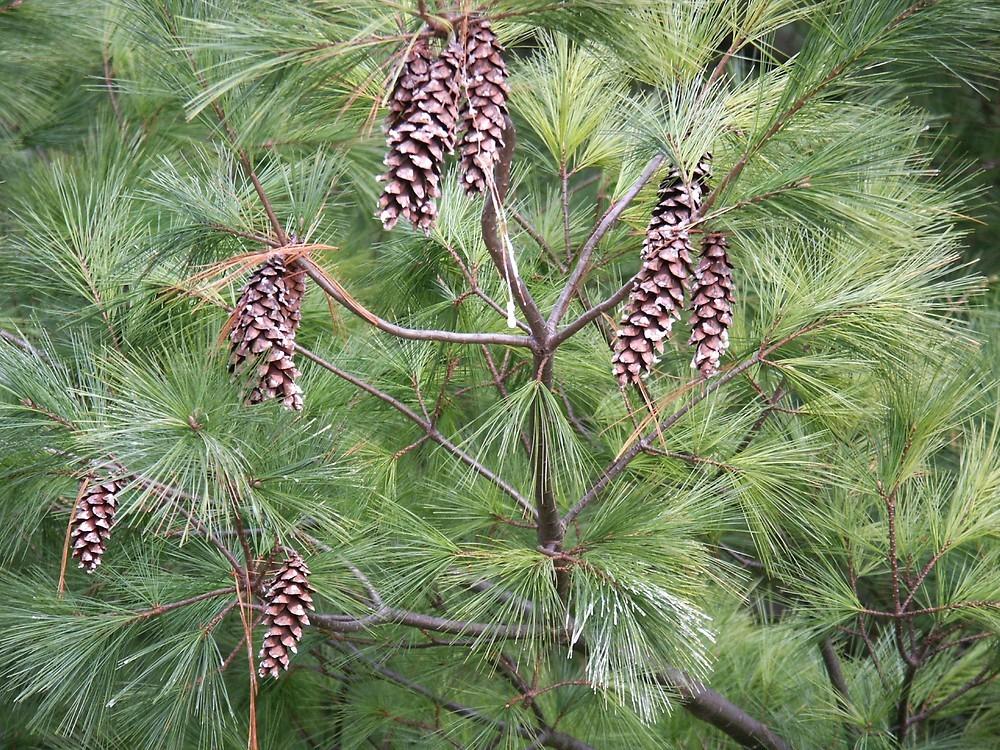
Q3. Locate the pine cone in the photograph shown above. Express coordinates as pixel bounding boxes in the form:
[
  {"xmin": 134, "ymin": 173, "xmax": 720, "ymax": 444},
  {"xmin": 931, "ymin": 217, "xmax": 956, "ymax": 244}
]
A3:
[
  {"xmin": 385, "ymin": 41, "xmax": 434, "ymax": 132},
  {"xmin": 689, "ymin": 231, "xmax": 734, "ymax": 378},
  {"xmin": 258, "ymin": 551, "xmax": 315, "ymax": 679},
  {"xmin": 457, "ymin": 18, "xmax": 509, "ymax": 194},
  {"xmin": 228, "ymin": 256, "xmax": 304, "ymax": 411},
  {"xmin": 378, "ymin": 40, "xmax": 463, "ymax": 233},
  {"xmin": 71, "ymin": 474, "xmax": 123, "ymax": 573},
  {"xmin": 612, "ymin": 156, "xmax": 713, "ymax": 386}
]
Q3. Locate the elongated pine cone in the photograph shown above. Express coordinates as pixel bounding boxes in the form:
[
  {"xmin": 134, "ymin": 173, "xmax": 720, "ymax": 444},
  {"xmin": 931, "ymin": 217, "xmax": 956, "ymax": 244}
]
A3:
[
  {"xmin": 228, "ymin": 256, "xmax": 304, "ymax": 410},
  {"xmin": 458, "ymin": 17, "xmax": 510, "ymax": 194},
  {"xmin": 689, "ymin": 232, "xmax": 734, "ymax": 378},
  {"xmin": 258, "ymin": 551, "xmax": 315, "ymax": 679},
  {"xmin": 612, "ymin": 156, "xmax": 713, "ymax": 386},
  {"xmin": 71, "ymin": 475, "xmax": 123, "ymax": 573},
  {"xmin": 378, "ymin": 40, "xmax": 463, "ymax": 232}
]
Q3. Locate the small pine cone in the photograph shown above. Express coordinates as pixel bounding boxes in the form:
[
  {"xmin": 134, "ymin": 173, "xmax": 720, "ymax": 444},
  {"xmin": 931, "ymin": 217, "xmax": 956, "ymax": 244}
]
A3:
[
  {"xmin": 229, "ymin": 256, "xmax": 304, "ymax": 411},
  {"xmin": 689, "ymin": 232, "xmax": 734, "ymax": 378},
  {"xmin": 612, "ymin": 155, "xmax": 714, "ymax": 386},
  {"xmin": 71, "ymin": 475, "xmax": 123, "ymax": 573},
  {"xmin": 457, "ymin": 18, "xmax": 510, "ymax": 194},
  {"xmin": 258, "ymin": 551, "xmax": 315, "ymax": 679},
  {"xmin": 378, "ymin": 40, "xmax": 463, "ymax": 233}
]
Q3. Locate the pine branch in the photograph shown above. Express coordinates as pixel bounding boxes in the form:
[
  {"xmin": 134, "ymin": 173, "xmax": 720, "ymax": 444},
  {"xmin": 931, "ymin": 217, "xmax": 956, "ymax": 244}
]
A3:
[
  {"xmin": 292, "ymin": 342, "xmax": 537, "ymax": 520},
  {"xmin": 563, "ymin": 323, "xmax": 817, "ymax": 528},
  {"xmin": 548, "ymin": 154, "xmax": 666, "ymax": 329},
  {"xmin": 659, "ymin": 668, "xmax": 792, "ymax": 750},
  {"xmin": 481, "ymin": 118, "xmax": 548, "ymax": 339},
  {"xmin": 298, "ymin": 258, "xmax": 533, "ymax": 348},
  {"xmin": 332, "ymin": 641, "xmax": 597, "ymax": 750}
]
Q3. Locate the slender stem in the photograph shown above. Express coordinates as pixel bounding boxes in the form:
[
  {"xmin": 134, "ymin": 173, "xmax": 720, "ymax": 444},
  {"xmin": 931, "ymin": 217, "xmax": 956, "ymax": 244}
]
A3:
[
  {"xmin": 293, "ymin": 342, "xmax": 537, "ymax": 520},
  {"xmin": 512, "ymin": 211, "xmax": 566, "ymax": 272},
  {"xmin": 299, "ymin": 258, "xmax": 533, "ymax": 348},
  {"xmin": 564, "ymin": 324, "xmax": 817, "ymax": 527},
  {"xmin": 311, "ymin": 606, "xmax": 538, "ymax": 640},
  {"xmin": 699, "ymin": 0, "xmax": 938, "ymax": 219},
  {"xmin": 132, "ymin": 587, "xmax": 236, "ymax": 620},
  {"xmin": 548, "ymin": 154, "xmax": 665, "ymax": 329},
  {"xmin": 906, "ymin": 665, "xmax": 1000, "ymax": 729},
  {"xmin": 560, "ymin": 166, "xmax": 572, "ymax": 265},
  {"xmin": 554, "ymin": 271, "xmax": 638, "ymax": 345}
]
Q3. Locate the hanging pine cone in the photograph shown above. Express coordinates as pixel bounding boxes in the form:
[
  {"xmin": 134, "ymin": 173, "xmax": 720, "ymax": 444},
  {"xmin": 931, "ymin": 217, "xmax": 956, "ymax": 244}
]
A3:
[
  {"xmin": 612, "ymin": 156, "xmax": 713, "ymax": 386},
  {"xmin": 228, "ymin": 256, "xmax": 304, "ymax": 411},
  {"xmin": 70, "ymin": 474, "xmax": 123, "ymax": 573},
  {"xmin": 378, "ymin": 39, "xmax": 463, "ymax": 232},
  {"xmin": 457, "ymin": 17, "xmax": 509, "ymax": 194},
  {"xmin": 258, "ymin": 551, "xmax": 315, "ymax": 679},
  {"xmin": 385, "ymin": 40, "xmax": 433, "ymax": 132},
  {"xmin": 689, "ymin": 231, "xmax": 734, "ymax": 378}
]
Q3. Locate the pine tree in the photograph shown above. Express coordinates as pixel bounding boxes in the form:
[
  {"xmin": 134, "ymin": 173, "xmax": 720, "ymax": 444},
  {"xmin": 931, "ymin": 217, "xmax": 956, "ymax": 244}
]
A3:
[{"xmin": 1, "ymin": 2, "xmax": 999, "ymax": 750}]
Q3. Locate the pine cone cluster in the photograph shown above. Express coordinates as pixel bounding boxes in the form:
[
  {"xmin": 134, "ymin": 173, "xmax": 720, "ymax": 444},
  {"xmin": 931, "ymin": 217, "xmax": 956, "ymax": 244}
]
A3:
[
  {"xmin": 612, "ymin": 157, "xmax": 714, "ymax": 386},
  {"xmin": 378, "ymin": 40, "xmax": 463, "ymax": 233},
  {"xmin": 689, "ymin": 232, "xmax": 734, "ymax": 377},
  {"xmin": 458, "ymin": 18, "xmax": 510, "ymax": 194},
  {"xmin": 258, "ymin": 551, "xmax": 315, "ymax": 679},
  {"xmin": 71, "ymin": 474, "xmax": 123, "ymax": 573},
  {"xmin": 378, "ymin": 16, "xmax": 510, "ymax": 231},
  {"xmin": 229, "ymin": 256, "xmax": 305, "ymax": 410}
]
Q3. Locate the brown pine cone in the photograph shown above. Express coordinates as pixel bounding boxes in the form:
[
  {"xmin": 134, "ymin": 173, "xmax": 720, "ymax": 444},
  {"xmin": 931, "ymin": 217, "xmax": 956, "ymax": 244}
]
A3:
[
  {"xmin": 258, "ymin": 551, "xmax": 315, "ymax": 679},
  {"xmin": 385, "ymin": 40, "xmax": 434, "ymax": 132},
  {"xmin": 228, "ymin": 256, "xmax": 304, "ymax": 411},
  {"xmin": 71, "ymin": 475, "xmax": 123, "ymax": 573},
  {"xmin": 612, "ymin": 156, "xmax": 713, "ymax": 386},
  {"xmin": 689, "ymin": 231, "xmax": 734, "ymax": 378},
  {"xmin": 457, "ymin": 18, "xmax": 509, "ymax": 194},
  {"xmin": 378, "ymin": 40, "xmax": 463, "ymax": 232}
]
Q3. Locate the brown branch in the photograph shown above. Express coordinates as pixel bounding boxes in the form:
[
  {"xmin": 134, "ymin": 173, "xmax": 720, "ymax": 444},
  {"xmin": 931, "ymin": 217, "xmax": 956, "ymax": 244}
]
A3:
[
  {"xmin": 700, "ymin": 0, "xmax": 939, "ymax": 218},
  {"xmin": 481, "ymin": 119, "xmax": 547, "ymax": 339},
  {"xmin": 298, "ymin": 258, "xmax": 533, "ymax": 348},
  {"xmin": 511, "ymin": 211, "xmax": 566, "ymax": 272},
  {"xmin": 899, "ymin": 542, "xmax": 952, "ymax": 613},
  {"xmin": 658, "ymin": 668, "xmax": 792, "ymax": 750},
  {"xmin": 333, "ymin": 641, "xmax": 597, "ymax": 750},
  {"xmin": 102, "ymin": 44, "xmax": 125, "ymax": 130},
  {"xmin": 857, "ymin": 600, "xmax": 1000, "ymax": 619},
  {"xmin": 292, "ymin": 342, "xmax": 536, "ymax": 520},
  {"xmin": 310, "ymin": 606, "xmax": 538, "ymax": 641},
  {"xmin": 906, "ymin": 665, "xmax": 1000, "ymax": 729},
  {"xmin": 132, "ymin": 587, "xmax": 235, "ymax": 620},
  {"xmin": 548, "ymin": 154, "xmax": 666, "ymax": 329},
  {"xmin": 820, "ymin": 637, "xmax": 854, "ymax": 723},
  {"xmin": 553, "ymin": 270, "xmax": 638, "ymax": 345}
]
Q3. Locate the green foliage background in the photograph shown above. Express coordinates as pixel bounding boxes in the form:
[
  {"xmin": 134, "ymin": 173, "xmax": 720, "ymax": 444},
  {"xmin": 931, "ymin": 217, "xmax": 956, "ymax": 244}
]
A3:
[{"xmin": 0, "ymin": 1, "xmax": 998, "ymax": 748}]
